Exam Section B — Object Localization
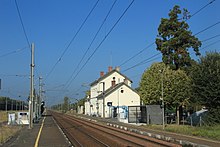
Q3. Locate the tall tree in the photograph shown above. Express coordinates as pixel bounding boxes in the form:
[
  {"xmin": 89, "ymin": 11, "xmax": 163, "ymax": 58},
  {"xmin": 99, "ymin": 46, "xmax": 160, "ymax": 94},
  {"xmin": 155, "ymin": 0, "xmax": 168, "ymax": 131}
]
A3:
[
  {"xmin": 191, "ymin": 52, "xmax": 220, "ymax": 124},
  {"xmin": 156, "ymin": 5, "xmax": 202, "ymax": 70}
]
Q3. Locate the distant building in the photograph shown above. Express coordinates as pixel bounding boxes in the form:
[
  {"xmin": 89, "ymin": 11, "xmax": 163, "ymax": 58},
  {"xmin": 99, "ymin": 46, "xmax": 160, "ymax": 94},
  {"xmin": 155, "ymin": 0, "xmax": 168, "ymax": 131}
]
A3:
[{"xmin": 84, "ymin": 66, "xmax": 140, "ymax": 118}]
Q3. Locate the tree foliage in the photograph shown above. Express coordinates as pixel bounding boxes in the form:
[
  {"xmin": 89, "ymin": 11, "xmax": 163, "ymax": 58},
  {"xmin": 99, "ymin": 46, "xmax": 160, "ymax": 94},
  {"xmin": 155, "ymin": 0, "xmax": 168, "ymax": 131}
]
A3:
[
  {"xmin": 155, "ymin": 5, "xmax": 201, "ymax": 70},
  {"xmin": 139, "ymin": 62, "xmax": 190, "ymax": 108},
  {"xmin": 63, "ymin": 96, "xmax": 69, "ymax": 113},
  {"xmin": 191, "ymin": 52, "xmax": 220, "ymax": 110},
  {"xmin": 139, "ymin": 63, "xmax": 163, "ymax": 105}
]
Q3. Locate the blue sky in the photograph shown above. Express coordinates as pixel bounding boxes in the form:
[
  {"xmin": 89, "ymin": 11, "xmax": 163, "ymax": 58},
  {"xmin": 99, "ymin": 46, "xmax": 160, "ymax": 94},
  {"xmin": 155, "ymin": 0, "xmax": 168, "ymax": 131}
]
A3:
[{"xmin": 0, "ymin": 0, "xmax": 219, "ymax": 106}]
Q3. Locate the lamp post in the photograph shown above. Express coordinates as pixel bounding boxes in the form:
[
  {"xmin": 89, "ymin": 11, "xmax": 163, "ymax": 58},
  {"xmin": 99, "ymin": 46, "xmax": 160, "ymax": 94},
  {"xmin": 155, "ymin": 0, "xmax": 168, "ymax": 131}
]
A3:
[{"xmin": 159, "ymin": 69, "xmax": 165, "ymax": 130}]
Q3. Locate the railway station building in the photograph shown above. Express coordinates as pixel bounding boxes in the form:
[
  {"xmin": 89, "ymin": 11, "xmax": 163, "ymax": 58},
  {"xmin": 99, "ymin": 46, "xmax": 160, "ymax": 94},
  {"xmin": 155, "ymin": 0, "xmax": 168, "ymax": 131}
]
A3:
[{"xmin": 84, "ymin": 66, "xmax": 140, "ymax": 118}]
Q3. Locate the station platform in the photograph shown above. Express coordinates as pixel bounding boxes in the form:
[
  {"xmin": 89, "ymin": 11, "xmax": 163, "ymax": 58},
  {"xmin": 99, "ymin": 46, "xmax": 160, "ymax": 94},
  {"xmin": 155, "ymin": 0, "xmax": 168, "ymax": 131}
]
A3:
[{"xmin": 3, "ymin": 112, "xmax": 71, "ymax": 147}]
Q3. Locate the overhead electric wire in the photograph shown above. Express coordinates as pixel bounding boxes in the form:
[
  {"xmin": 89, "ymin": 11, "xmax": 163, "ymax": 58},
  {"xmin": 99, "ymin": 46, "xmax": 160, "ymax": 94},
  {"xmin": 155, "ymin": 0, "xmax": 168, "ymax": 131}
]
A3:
[
  {"xmin": 123, "ymin": 33, "xmax": 220, "ymax": 72},
  {"xmin": 64, "ymin": 0, "xmax": 216, "ymax": 96},
  {"xmin": 15, "ymin": 0, "xmax": 39, "ymax": 79},
  {"xmin": 194, "ymin": 21, "xmax": 220, "ymax": 36},
  {"xmin": 202, "ymin": 34, "xmax": 220, "ymax": 42},
  {"xmin": 64, "ymin": 0, "xmax": 118, "ymax": 89},
  {"xmin": 65, "ymin": 0, "xmax": 135, "ymax": 91},
  {"xmin": 15, "ymin": 0, "xmax": 31, "ymax": 48},
  {"xmin": 200, "ymin": 39, "xmax": 220, "ymax": 52},
  {"xmin": 122, "ymin": 21, "xmax": 220, "ymax": 72},
  {"xmin": 119, "ymin": 0, "xmax": 217, "ymax": 68},
  {"xmin": 0, "ymin": 46, "xmax": 28, "ymax": 58},
  {"xmin": 122, "ymin": 53, "xmax": 161, "ymax": 72},
  {"xmin": 0, "ymin": 74, "xmax": 28, "ymax": 77},
  {"xmin": 68, "ymin": 86, "xmax": 84, "ymax": 98},
  {"xmin": 189, "ymin": 0, "xmax": 215, "ymax": 19},
  {"xmin": 45, "ymin": 0, "xmax": 100, "ymax": 80},
  {"xmin": 119, "ymin": 42, "xmax": 155, "ymax": 67}
]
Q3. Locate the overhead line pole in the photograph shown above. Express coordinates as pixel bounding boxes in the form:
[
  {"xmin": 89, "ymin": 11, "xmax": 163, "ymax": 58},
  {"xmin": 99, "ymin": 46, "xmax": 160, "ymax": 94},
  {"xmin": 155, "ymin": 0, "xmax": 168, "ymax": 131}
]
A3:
[
  {"xmin": 39, "ymin": 76, "xmax": 43, "ymax": 118},
  {"xmin": 29, "ymin": 43, "xmax": 34, "ymax": 129}
]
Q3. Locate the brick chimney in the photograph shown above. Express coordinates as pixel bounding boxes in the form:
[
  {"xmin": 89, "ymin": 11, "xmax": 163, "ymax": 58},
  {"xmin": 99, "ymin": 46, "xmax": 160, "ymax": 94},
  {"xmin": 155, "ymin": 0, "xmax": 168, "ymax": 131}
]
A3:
[
  {"xmin": 100, "ymin": 71, "xmax": 104, "ymax": 77},
  {"xmin": 108, "ymin": 66, "xmax": 113, "ymax": 72}
]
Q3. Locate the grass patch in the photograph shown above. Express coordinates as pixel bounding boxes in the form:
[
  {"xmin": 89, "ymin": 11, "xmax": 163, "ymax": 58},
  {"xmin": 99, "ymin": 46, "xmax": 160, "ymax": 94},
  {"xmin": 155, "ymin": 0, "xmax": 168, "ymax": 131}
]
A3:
[
  {"xmin": 0, "ymin": 111, "xmax": 7, "ymax": 123},
  {"xmin": 143, "ymin": 124, "xmax": 220, "ymax": 141},
  {"xmin": 0, "ymin": 111, "xmax": 21, "ymax": 144}
]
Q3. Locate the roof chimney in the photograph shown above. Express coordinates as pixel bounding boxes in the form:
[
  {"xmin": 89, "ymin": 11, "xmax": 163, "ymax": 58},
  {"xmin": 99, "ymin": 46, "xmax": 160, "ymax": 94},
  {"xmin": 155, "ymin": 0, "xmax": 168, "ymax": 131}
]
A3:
[
  {"xmin": 108, "ymin": 66, "xmax": 113, "ymax": 72},
  {"xmin": 124, "ymin": 79, "xmax": 129, "ymax": 85},
  {"xmin": 115, "ymin": 66, "xmax": 120, "ymax": 72},
  {"xmin": 100, "ymin": 71, "xmax": 104, "ymax": 77}
]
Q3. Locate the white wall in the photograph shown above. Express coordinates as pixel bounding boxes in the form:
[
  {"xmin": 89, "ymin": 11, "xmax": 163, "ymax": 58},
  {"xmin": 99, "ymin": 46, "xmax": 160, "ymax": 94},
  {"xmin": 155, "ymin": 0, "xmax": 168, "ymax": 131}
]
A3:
[
  {"xmin": 86, "ymin": 71, "xmax": 136, "ymax": 117},
  {"xmin": 77, "ymin": 106, "xmax": 84, "ymax": 114},
  {"xmin": 104, "ymin": 85, "xmax": 140, "ymax": 118},
  {"xmin": 90, "ymin": 71, "xmax": 132, "ymax": 99},
  {"xmin": 90, "ymin": 97, "xmax": 98, "ymax": 116},
  {"xmin": 105, "ymin": 85, "xmax": 140, "ymax": 107},
  {"xmin": 84, "ymin": 101, "xmax": 90, "ymax": 115},
  {"xmin": 102, "ymin": 72, "xmax": 129, "ymax": 90}
]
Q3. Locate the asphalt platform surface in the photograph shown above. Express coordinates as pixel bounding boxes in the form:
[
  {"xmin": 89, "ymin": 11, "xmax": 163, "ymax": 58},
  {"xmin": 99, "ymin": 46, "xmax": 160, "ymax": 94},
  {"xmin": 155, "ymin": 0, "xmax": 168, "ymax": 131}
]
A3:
[{"xmin": 2, "ymin": 113, "xmax": 70, "ymax": 147}]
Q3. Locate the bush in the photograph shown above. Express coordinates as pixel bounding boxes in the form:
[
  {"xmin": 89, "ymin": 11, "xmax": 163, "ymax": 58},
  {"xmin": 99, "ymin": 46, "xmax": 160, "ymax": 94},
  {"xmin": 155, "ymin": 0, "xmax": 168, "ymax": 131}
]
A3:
[{"xmin": 203, "ymin": 108, "xmax": 220, "ymax": 125}]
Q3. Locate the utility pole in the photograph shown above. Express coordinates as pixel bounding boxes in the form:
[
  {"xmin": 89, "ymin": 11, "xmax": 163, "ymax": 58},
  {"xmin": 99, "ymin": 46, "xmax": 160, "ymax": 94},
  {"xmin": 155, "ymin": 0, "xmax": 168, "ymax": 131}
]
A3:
[
  {"xmin": 160, "ymin": 69, "xmax": 165, "ymax": 130},
  {"xmin": 162, "ymin": 73, "xmax": 165, "ymax": 130},
  {"xmin": 29, "ymin": 43, "xmax": 34, "ymax": 129},
  {"xmin": 39, "ymin": 76, "xmax": 43, "ymax": 117}
]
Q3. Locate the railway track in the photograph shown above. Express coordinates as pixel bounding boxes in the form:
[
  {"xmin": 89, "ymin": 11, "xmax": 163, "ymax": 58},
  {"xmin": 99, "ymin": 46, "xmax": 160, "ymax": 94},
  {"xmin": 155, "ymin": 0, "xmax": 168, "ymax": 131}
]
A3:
[{"xmin": 51, "ymin": 111, "xmax": 180, "ymax": 147}]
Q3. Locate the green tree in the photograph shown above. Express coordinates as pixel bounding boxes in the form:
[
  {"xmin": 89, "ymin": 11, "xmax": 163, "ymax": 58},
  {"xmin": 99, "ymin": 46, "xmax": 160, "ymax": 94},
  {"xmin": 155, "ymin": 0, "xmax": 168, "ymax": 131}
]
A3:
[
  {"xmin": 155, "ymin": 5, "xmax": 201, "ymax": 70},
  {"xmin": 183, "ymin": 60, "xmax": 203, "ymax": 112},
  {"xmin": 139, "ymin": 63, "xmax": 163, "ymax": 105},
  {"xmin": 191, "ymin": 52, "xmax": 220, "ymax": 124},
  {"xmin": 63, "ymin": 96, "xmax": 69, "ymax": 113},
  {"xmin": 139, "ymin": 62, "xmax": 191, "ymax": 124}
]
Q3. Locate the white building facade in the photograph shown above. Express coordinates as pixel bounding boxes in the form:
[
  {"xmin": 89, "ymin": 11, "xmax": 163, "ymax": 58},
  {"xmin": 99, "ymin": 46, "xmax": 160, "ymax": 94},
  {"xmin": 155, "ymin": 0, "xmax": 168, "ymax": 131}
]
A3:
[{"xmin": 84, "ymin": 67, "xmax": 140, "ymax": 118}]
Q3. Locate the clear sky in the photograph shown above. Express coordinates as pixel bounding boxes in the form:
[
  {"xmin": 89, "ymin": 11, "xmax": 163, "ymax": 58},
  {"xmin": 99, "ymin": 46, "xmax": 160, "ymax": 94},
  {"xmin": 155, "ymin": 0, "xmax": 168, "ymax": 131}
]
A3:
[{"xmin": 0, "ymin": 0, "xmax": 219, "ymax": 106}]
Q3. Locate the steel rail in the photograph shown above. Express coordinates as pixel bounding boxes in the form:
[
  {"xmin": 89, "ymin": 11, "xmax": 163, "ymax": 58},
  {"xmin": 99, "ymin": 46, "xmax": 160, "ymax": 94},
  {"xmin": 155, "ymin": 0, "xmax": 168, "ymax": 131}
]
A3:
[
  {"xmin": 52, "ymin": 111, "xmax": 179, "ymax": 147},
  {"xmin": 53, "ymin": 112, "xmax": 110, "ymax": 147},
  {"xmin": 53, "ymin": 114, "xmax": 83, "ymax": 147}
]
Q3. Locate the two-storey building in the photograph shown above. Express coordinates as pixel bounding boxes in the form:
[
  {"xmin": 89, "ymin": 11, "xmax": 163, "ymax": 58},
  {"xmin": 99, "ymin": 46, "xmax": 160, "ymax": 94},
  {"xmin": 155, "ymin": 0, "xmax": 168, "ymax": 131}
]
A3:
[{"xmin": 84, "ymin": 67, "xmax": 140, "ymax": 118}]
